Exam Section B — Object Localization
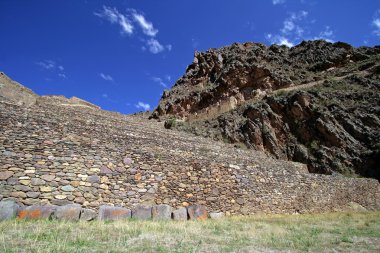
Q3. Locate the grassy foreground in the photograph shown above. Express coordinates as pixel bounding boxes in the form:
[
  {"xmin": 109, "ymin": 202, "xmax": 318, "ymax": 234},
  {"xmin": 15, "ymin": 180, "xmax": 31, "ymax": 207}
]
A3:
[{"xmin": 0, "ymin": 212, "xmax": 379, "ymax": 253}]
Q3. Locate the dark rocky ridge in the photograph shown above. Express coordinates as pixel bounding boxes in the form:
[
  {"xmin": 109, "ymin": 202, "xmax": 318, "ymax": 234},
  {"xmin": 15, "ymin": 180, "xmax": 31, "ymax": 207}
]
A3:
[{"xmin": 151, "ymin": 40, "xmax": 380, "ymax": 179}]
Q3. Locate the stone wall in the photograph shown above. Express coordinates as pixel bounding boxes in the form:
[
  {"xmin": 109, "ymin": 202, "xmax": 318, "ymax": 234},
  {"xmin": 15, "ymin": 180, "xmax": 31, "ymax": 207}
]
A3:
[{"xmin": 1, "ymin": 101, "xmax": 380, "ymax": 215}]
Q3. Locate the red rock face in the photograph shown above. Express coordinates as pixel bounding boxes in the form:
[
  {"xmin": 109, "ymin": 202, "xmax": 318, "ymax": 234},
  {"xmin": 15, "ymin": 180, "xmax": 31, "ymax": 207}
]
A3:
[
  {"xmin": 18, "ymin": 206, "xmax": 56, "ymax": 219},
  {"xmin": 187, "ymin": 205, "xmax": 208, "ymax": 220},
  {"xmin": 98, "ymin": 205, "xmax": 131, "ymax": 221}
]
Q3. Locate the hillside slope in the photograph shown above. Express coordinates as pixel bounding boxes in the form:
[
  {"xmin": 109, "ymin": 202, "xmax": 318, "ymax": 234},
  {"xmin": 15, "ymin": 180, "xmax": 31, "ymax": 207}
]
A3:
[
  {"xmin": 151, "ymin": 40, "xmax": 380, "ymax": 179},
  {"xmin": 1, "ymin": 73, "xmax": 379, "ymax": 213}
]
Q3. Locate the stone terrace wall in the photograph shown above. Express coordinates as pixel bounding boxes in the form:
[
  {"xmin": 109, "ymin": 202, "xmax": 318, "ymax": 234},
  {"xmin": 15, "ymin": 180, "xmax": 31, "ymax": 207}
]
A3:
[{"xmin": 1, "ymin": 101, "xmax": 379, "ymax": 215}]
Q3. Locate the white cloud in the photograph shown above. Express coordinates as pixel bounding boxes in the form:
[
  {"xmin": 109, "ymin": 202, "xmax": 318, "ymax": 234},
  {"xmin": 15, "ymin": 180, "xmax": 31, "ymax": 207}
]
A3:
[
  {"xmin": 146, "ymin": 39, "xmax": 165, "ymax": 54},
  {"xmin": 313, "ymin": 26, "xmax": 334, "ymax": 42},
  {"xmin": 37, "ymin": 60, "xmax": 67, "ymax": 79},
  {"xmin": 95, "ymin": 6, "xmax": 171, "ymax": 55},
  {"xmin": 281, "ymin": 11, "xmax": 308, "ymax": 35},
  {"xmin": 102, "ymin": 93, "xmax": 108, "ymax": 98},
  {"xmin": 58, "ymin": 73, "xmax": 67, "ymax": 79},
  {"xmin": 152, "ymin": 77, "xmax": 168, "ymax": 88},
  {"xmin": 94, "ymin": 6, "xmax": 134, "ymax": 35},
  {"xmin": 131, "ymin": 11, "xmax": 158, "ymax": 37},
  {"xmin": 99, "ymin": 73, "xmax": 114, "ymax": 81},
  {"xmin": 373, "ymin": 16, "xmax": 380, "ymax": 36},
  {"xmin": 36, "ymin": 60, "xmax": 56, "ymax": 70},
  {"xmin": 265, "ymin": 34, "xmax": 294, "ymax": 47},
  {"xmin": 265, "ymin": 10, "xmax": 310, "ymax": 47},
  {"xmin": 135, "ymin": 101, "xmax": 151, "ymax": 111},
  {"xmin": 272, "ymin": 0, "xmax": 286, "ymax": 5}
]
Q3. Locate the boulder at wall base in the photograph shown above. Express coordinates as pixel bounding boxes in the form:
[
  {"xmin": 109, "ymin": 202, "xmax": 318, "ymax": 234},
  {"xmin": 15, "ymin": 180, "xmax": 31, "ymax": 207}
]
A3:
[
  {"xmin": 54, "ymin": 204, "xmax": 81, "ymax": 221},
  {"xmin": 98, "ymin": 205, "xmax": 131, "ymax": 221},
  {"xmin": 17, "ymin": 205, "xmax": 56, "ymax": 220},
  {"xmin": 187, "ymin": 205, "xmax": 208, "ymax": 220},
  {"xmin": 172, "ymin": 207, "xmax": 188, "ymax": 221},
  {"xmin": 132, "ymin": 205, "xmax": 152, "ymax": 220},
  {"xmin": 209, "ymin": 212, "xmax": 224, "ymax": 219},
  {"xmin": 0, "ymin": 200, "xmax": 20, "ymax": 220},
  {"xmin": 80, "ymin": 208, "xmax": 97, "ymax": 221},
  {"xmin": 152, "ymin": 204, "xmax": 172, "ymax": 220}
]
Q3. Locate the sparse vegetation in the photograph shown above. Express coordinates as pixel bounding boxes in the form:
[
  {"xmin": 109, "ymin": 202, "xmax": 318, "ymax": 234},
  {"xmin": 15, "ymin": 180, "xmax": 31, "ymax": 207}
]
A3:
[{"xmin": 0, "ymin": 212, "xmax": 379, "ymax": 252}]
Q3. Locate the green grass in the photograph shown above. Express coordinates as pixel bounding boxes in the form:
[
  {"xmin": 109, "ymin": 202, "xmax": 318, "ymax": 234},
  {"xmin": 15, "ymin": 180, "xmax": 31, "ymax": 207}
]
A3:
[{"xmin": 0, "ymin": 212, "xmax": 379, "ymax": 252}]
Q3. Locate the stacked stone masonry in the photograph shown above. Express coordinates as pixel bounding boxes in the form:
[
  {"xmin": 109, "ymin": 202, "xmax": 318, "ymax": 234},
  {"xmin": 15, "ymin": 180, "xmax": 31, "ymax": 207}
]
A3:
[{"xmin": 0, "ymin": 100, "xmax": 379, "ymax": 215}]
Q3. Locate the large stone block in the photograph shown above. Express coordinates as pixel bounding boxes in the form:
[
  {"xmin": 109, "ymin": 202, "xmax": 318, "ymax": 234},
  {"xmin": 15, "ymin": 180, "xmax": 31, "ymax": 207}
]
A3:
[
  {"xmin": 152, "ymin": 204, "xmax": 172, "ymax": 220},
  {"xmin": 80, "ymin": 208, "xmax": 97, "ymax": 221},
  {"xmin": 187, "ymin": 205, "xmax": 208, "ymax": 220},
  {"xmin": 17, "ymin": 205, "xmax": 56, "ymax": 220},
  {"xmin": 98, "ymin": 205, "xmax": 131, "ymax": 221},
  {"xmin": 0, "ymin": 200, "xmax": 20, "ymax": 220},
  {"xmin": 209, "ymin": 212, "xmax": 224, "ymax": 219},
  {"xmin": 54, "ymin": 204, "xmax": 81, "ymax": 221},
  {"xmin": 132, "ymin": 205, "xmax": 152, "ymax": 220},
  {"xmin": 172, "ymin": 207, "xmax": 188, "ymax": 221}
]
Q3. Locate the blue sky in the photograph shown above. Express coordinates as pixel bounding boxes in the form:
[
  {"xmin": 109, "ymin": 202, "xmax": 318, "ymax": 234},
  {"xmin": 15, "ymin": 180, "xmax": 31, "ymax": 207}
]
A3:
[{"xmin": 1, "ymin": 0, "xmax": 379, "ymax": 114}]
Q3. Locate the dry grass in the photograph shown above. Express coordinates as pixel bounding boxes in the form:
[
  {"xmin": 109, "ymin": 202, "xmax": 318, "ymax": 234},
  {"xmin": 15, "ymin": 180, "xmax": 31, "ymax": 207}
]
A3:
[{"xmin": 0, "ymin": 212, "xmax": 379, "ymax": 253}]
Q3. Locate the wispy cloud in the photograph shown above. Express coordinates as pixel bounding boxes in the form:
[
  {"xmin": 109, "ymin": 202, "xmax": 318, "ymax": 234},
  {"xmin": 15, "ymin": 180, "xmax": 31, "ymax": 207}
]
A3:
[
  {"xmin": 151, "ymin": 76, "xmax": 171, "ymax": 88},
  {"xmin": 265, "ymin": 34, "xmax": 294, "ymax": 47},
  {"xmin": 313, "ymin": 26, "xmax": 334, "ymax": 42},
  {"xmin": 372, "ymin": 11, "xmax": 380, "ymax": 36},
  {"xmin": 36, "ymin": 60, "xmax": 67, "ymax": 79},
  {"xmin": 58, "ymin": 73, "xmax": 67, "ymax": 79},
  {"xmin": 280, "ymin": 11, "xmax": 308, "ymax": 36},
  {"xmin": 131, "ymin": 10, "xmax": 158, "ymax": 37},
  {"xmin": 95, "ymin": 6, "xmax": 171, "ymax": 54},
  {"xmin": 99, "ymin": 73, "xmax": 114, "ymax": 81},
  {"xmin": 135, "ymin": 101, "xmax": 151, "ymax": 111},
  {"xmin": 146, "ymin": 39, "xmax": 165, "ymax": 54},
  {"xmin": 36, "ymin": 60, "xmax": 56, "ymax": 70},
  {"xmin": 94, "ymin": 6, "xmax": 133, "ymax": 35},
  {"xmin": 272, "ymin": 0, "xmax": 286, "ymax": 5},
  {"xmin": 102, "ymin": 93, "xmax": 108, "ymax": 98}
]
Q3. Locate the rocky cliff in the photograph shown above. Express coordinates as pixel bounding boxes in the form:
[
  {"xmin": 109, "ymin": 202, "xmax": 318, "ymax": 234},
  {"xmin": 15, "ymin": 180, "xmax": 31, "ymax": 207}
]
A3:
[{"xmin": 151, "ymin": 40, "xmax": 380, "ymax": 179}]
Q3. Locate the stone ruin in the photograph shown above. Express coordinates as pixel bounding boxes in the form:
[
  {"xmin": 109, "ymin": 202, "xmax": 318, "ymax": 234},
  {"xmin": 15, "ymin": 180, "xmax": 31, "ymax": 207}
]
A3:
[{"xmin": 0, "ymin": 72, "xmax": 380, "ymax": 222}]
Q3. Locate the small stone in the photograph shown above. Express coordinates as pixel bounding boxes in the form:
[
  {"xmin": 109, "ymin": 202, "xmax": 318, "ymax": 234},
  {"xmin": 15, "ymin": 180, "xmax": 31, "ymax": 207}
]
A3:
[
  {"xmin": 62, "ymin": 185, "xmax": 75, "ymax": 192},
  {"xmin": 134, "ymin": 173, "xmax": 142, "ymax": 181},
  {"xmin": 87, "ymin": 175, "xmax": 100, "ymax": 183},
  {"xmin": 54, "ymin": 204, "xmax": 81, "ymax": 221},
  {"xmin": 0, "ymin": 171, "xmax": 14, "ymax": 180},
  {"xmin": 71, "ymin": 181, "xmax": 80, "ymax": 187},
  {"xmin": 31, "ymin": 178, "xmax": 46, "ymax": 186},
  {"xmin": 182, "ymin": 202, "xmax": 189, "ymax": 207},
  {"xmin": 19, "ymin": 180, "xmax": 31, "ymax": 186},
  {"xmin": 100, "ymin": 166, "xmax": 113, "ymax": 175},
  {"xmin": 40, "ymin": 186, "xmax": 52, "ymax": 192},
  {"xmin": 80, "ymin": 208, "xmax": 97, "ymax": 221},
  {"xmin": 127, "ymin": 191, "xmax": 136, "ymax": 196},
  {"xmin": 55, "ymin": 195, "xmax": 67, "ymax": 200},
  {"xmin": 172, "ymin": 207, "xmax": 187, "ymax": 221},
  {"xmin": 209, "ymin": 212, "xmax": 224, "ymax": 219},
  {"xmin": 123, "ymin": 157, "xmax": 133, "ymax": 165},
  {"xmin": 0, "ymin": 200, "xmax": 20, "ymax": 220},
  {"xmin": 98, "ymin": 205, "xmax": 131, "ymax": 221},
  {"xmin": 74, "ymin": 197, "xmax": 85, "ymax": 204},
  {"xmin": 24, "ymin": 170, "xmax": 36, "ymax": 174},
  {"xmin": 26, "ymin": 192, "xmax": 40, "ymax": 198},
  {"xmin": 132, "ymin": 205, "xmax": 152, "ymax": 220},
  {"xmin": 187, "ymin": 205, "xmax": 208, "ymax": 220},
  {"xmin": 18, "ymin": 205, "xmax": 56, "ymax": 220},
  {"xmin": 152, "ymin": 204, "xmax": 172, "ymax": 220},
  {"xmin": 11, "ymin": 191, "xmax": 27, "ymax": 198}
]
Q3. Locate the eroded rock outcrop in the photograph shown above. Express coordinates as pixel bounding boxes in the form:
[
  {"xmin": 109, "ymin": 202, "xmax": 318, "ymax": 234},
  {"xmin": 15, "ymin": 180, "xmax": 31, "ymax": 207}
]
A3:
[{"xmin": 152, "ymin": 40, "xmax": 380, "ymax": 179}]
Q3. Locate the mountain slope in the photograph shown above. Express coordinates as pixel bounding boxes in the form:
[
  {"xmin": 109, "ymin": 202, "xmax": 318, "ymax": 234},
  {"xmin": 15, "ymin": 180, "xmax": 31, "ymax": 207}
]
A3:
[{"xmin": 151, "ymin": 40, "xmax": 380, "ymax": 179}]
